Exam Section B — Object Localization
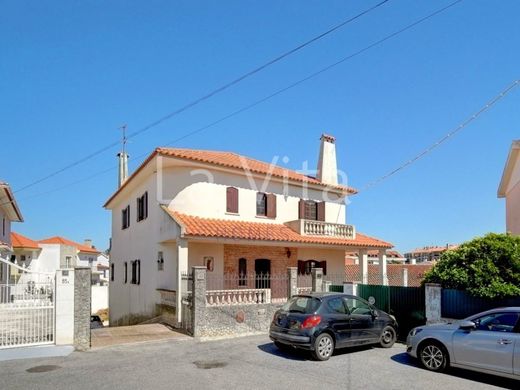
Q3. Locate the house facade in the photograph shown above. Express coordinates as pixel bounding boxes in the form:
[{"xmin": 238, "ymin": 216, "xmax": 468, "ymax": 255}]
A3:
[
  {"xmin": 0, "ymin": 182, "xmax": 23, "ymax": 285},
  {"xmin": 404, "ymin": 244, "xmax": 458, "ymax": 264},
  {"xmin": 498, "ymin": 140, "xmax": 520, "ymax": 235},
  {"xmin": 104, "ymin": 134, "xmax": 393, "ymax": 326}
]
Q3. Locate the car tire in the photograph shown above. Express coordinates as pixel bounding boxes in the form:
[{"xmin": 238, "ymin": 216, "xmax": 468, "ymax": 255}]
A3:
[
  {"xmin": 379, "ymin": 326, "xmax": 396, "ymax": 348},
  {"xmin": 312, "ymin": 333, "xmax": 334, "ymax": 361},
  {"xmin": 418, "ymin": 341, "xmax": 449, "ymax": 372}
]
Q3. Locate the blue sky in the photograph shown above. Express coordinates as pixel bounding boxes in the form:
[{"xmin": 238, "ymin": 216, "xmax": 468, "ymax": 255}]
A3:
[{"xmin": 1, "ymin": 0, "xmax": 519, "ymax": 252}]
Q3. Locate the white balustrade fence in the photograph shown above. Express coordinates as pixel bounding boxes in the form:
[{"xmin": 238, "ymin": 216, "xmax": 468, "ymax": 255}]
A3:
[
  {"xmin": 303, "ymin": 220, "xmax": 355, "ymax": 238},
  {"xmin": 206, "ymin": 288, "xmax": 271, "ymax": 306}
]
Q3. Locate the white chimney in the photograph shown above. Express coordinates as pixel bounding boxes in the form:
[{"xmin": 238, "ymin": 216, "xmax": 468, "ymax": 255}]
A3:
[
  {"xmin": 117, "ymin": 152, "xmax": 129, "ymax": 188},
  {"xmin": 316, "ymin": 133, "xmax": 338, "ymax": 185},
  {"xmin": 84, "ymin": 239, "xmax": 93, "ymax": 248}
]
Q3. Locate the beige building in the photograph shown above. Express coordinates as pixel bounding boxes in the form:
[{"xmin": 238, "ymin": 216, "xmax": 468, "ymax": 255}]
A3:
[
  {"xmin": 104, "ymin": 134, "xmax": 394, "ymax": 326},
  {"xmin": 498, "ymin": 140, "xmax": 520, "ymax": 235}
]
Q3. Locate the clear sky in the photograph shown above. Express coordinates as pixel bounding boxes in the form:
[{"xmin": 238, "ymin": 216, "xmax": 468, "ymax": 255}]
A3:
[{"xmin": 2, "ymin": 0, "xmax": 519, "ymax": 253}]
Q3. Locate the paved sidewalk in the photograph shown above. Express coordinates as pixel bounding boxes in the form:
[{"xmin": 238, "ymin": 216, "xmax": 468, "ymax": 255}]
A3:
[
  {"xmin": 91, "ymin": 323, "xmax": 191, "ymax": 348},
  {"xmin": 0, "ymin": 345, "xmax": 73, "ymax": 362}
]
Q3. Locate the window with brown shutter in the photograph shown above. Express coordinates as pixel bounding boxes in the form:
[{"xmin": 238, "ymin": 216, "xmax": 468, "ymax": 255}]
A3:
[
  {"xmin": 317, "ymin": 201, "xmax": 326, "ymax": 221},
  {"xmin": 298, "ymin": 199, "xmax": 306, "ymax": 219},
  {"xmin": 256, "ymin": 192, "xmax": 267, "ymax": 216},
  {"xmin": 266, "ymin": 193, "xmax": 277, "ymax": 218},
  {"xmin": 226, "ymin": 187, "xmax": 239, "ymax": 213}
]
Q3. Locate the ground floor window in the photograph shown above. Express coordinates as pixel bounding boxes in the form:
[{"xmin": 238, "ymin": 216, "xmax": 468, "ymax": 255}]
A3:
[
  {"xmin": 298, "ymin": 260, "xmax": 327, "ymax": 275},
  {"xmin": 238, "ymin": 258, "xmax": 247, "ymax": 286}
]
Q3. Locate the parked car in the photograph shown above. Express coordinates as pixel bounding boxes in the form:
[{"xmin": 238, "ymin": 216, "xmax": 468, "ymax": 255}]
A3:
[
  {"xmin": 90, "ymin": 315, "xmax": 104, "ymax": 329},
  {"xmin": 269, "ymin": 293, "xmax": 398, "ymax": 361},
  {"xmin": 407, "ymin": 307, "xmax": 520, "ymax": 380}
]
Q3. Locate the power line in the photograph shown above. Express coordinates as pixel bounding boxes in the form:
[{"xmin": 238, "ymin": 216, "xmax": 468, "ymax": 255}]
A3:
[
  {"xmin": 360, "ymin": 78, "xmax": 520, "ymax": 192},
  {"xmin": 1, "ymin": 0, "xmax": 465, "ymax": 208},
  {"xmin": 12, "ymin": 0, "xmax": 391, "ymax": 195}
]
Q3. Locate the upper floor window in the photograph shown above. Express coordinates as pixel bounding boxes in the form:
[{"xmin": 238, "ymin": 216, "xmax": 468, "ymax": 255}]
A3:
[
  {"xmin": 226, "ymin": 187, "xmax": 239, "ymax": 214},
  {"xmin": 137, "ymin": 192, "xmax": 148, "ymax": 222},
  {"xmin": 122, "ymin": 205, "xmax": 130, "ymax": 229},
  {"xmin": 110, "ymin": 263, "xmax": 114, "ymax": 281},
  {"xmin": 299, "ymin": 199, "xmax": 325, "ymax": 221},
  {"xmin": 124, "ymin": 262, "xmax": 128, "ymax": 284},
  {"xmin": 256, "ymin": 192, "xmax": 276, "ymax": 218}
]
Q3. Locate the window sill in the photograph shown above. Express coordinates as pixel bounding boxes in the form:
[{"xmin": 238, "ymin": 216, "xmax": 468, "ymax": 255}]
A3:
[
  {"xmin": 225, "ymin": 212, "xmax": 240, "ymax": 216},
  {"xmin": 255, "ymin": 215, "xmax": 274, "ymax": 220}
]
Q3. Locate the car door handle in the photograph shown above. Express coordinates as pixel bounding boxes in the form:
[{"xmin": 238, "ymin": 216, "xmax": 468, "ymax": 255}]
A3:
[{"xmin": 498, "ymin": 339, "xmax": 513, "ymax": 345}]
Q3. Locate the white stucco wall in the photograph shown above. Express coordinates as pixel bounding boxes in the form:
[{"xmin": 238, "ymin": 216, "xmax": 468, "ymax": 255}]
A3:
[
  {"xmin": 160, "ymin": 166, "xmax": 347, "ymax": 224},
  {"xmin": 297, "ymin": 247, "xmax": 347, "ymax": 276}
]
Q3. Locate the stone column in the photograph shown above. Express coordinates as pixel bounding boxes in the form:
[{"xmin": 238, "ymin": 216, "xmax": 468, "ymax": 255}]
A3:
[
  {"xmin": 425, "ymin": 283, "xmax": 442, "ymax": 324},
  {"xmin": 343, "ymin": 281, "xmax": 357, "ymax": 296},
  {"xmin": 311, "ymin": 267, "xmax": 323, "ymax": 293},
  {"xmin": 74, "ymin": 267, "xmax": 91, "ymax": 351},
  {"xmin": 379, "ymin": 249, "xmax": 388, "ymax": 286},
  {"xmin": 402, "ymin": 268, "xmax": 408, "ymax": 287},
  {"xmin": 359, "ymin": 249, "xmax": 368, "ymax": 285},
  {"xmin": 55, "ymin": 269, "xmax": 75, "ymax": 346},
  {"xmin": 191, "ymin": 266, "xmax": 207, "ymax": 338},
  {"xmin": 176, "ymin": 238, "xmax": 188, "ymax": 326},
  {"xmin": 323, "ymin": 280, "xmax": 332, "ymax": 293},
  {"xmin": 287, "ymin": 267, "xmax": 298, "ymax": 298}
]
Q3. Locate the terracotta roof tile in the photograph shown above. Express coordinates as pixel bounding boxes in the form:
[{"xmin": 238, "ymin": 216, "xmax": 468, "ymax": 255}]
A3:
[
  {"xmin": 11, "ymin": 232, "xmax": 40, "ymax": 250},
  {"xmin": 104, "ymin": 147, "xmax": 357, "ymax": 207},
  {"xmin": 39, "ymin": 236, "xmax": 100, "ymax": 254},
  {"xmin": 163, "ymin": 207, "xmax": 392, "ymax": 249}
]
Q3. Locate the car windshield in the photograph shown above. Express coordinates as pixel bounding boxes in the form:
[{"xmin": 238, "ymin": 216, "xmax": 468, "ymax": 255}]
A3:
[{"xmin": 282, "ymin": 296, "xmax": 321, "ymax": 314}]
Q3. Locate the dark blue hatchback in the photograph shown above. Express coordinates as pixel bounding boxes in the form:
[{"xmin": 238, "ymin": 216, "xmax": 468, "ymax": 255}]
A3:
[{"xmin": 269, "ymin": 293, "xmax": 398, "ymax": 360}]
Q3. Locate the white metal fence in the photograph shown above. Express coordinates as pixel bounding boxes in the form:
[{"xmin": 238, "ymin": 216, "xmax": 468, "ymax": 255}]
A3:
[{"xmin": 0, "ymin": 281, "xmax": 55, "ymax": 348}]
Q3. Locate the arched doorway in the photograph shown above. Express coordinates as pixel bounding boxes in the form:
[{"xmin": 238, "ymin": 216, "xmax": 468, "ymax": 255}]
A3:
[{"xmin": 254, "ymin": 259, "xmax": 271, "ymax": 289}]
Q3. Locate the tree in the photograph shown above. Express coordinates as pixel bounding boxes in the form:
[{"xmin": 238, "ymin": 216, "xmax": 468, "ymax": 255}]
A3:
[{"xmin": 423, "ymin": 233, "xmax": 520, "ymax": 299}]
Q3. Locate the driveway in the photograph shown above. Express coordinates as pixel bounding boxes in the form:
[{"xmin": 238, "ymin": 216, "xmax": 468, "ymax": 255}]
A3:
[{"xmin": 1, "ymin": 335, "xmax": 516, "ymax": 390}]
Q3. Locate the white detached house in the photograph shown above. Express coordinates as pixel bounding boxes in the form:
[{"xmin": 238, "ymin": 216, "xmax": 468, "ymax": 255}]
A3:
[{"xmin": 104, "ymin": 134, "xmax": 393, "ymax": 326}]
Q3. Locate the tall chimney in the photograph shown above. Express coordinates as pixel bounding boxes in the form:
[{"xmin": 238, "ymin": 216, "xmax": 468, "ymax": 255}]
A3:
[
  {"xmin": 316, "ymin": 133, "xmax": 338, "ymax": 185},
  {"xmin": 84, "ymin": 239, "xmax": 93, "ymax": 248},
  {"xmin": 117, "ymin": 152, "xmax": 129, "ymax": 188}
]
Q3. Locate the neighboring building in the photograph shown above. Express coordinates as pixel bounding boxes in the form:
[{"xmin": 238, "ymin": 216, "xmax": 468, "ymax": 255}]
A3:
[
  {"xmin": 9, "ymin": 234, "xmax": 108, "ymax": 285},
  {"xmin": 104, "ymin": 134, "xmax": 394, "ymax": 326},
  {"xmin": 404, "ymin": 244, "xmax": 458, "ymax": 264},
  {"xmin": 498, "ymin": 140, "xmax": 520, "ymax": 235},
  {"xmin": 0, "ymin": 182, "xmax": 23, "ymax": 285},
  {"xmin": 345, "ymin": 250, "xmax": 406, "ymax": 265}
]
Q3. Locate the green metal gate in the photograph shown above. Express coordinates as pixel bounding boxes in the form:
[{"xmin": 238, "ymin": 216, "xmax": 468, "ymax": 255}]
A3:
[{"xmin": 357, "ymin": 284, "xmax": 425, "ymax": 340}]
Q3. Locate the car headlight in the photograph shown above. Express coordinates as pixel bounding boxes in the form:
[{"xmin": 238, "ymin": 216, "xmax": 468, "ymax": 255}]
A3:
[
  {"xmin": 409, "ymin": 328, "xmax": 423, "ymax": 337},
  {"xmin": 389, "ymin": 314, "xmax": 396, "ymax": 322}
]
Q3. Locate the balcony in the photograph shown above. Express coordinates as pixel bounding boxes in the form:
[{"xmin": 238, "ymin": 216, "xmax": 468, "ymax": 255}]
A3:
[{"xmin": 285, "ymin": 219, "xmax": 356, "ymax": 239}]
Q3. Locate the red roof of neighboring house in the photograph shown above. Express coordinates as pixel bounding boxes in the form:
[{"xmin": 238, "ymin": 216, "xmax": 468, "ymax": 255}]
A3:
[
  {"xmin": 345, "ymin": 264, "xmax": 433, "ymax": 287},
  {"xmin": 11, "ymin": 232, "xmax": 40, "ymax": 250},
  {"xmin": 164, "ymin": 208, "xmax": 392, "ymax": 249},
  {"xmin": 345, "ymin": 250, "xmax": 404, "ymax": 258},
  {"xmin": 104, "ymin": 147, "xmax": 357, "ymax": 207},
  {"xmin": 39, "ymin": 236, "xmax": 100, "ymax": 254}
]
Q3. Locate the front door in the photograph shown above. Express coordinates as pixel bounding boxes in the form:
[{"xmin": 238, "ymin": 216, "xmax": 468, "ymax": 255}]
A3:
[
  {"xmin": 452, "ymin": 312, "xmax": 519, "ymax": 374},
  {"xmin": 255, "ymin": 259, "xmax": 271, "ymax": 289}
]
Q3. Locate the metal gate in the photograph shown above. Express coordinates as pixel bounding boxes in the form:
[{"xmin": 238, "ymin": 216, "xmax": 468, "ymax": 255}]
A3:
[
  {"xmin": 358, "ymin": 284, "xmax": 425, "ymax": 340},
  {"xmin": 0, "ymin": 278, "xmax": 55, "ymax": 348},
  {"xmin": 180, "ymin": 272, "xmax": 193, "ymax": 335}
]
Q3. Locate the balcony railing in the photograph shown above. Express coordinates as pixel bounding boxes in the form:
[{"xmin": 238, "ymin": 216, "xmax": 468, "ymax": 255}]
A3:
[{"xmin": 285, "ymin": 219, "xmax": 355, "ymax": 239}]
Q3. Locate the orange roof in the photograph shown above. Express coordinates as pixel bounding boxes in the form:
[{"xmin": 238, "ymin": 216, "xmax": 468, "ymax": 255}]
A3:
[
  {"xmin": 345, "ymin": 250, "xmax": 404, "ymax": 258},
  {"xmin": 163, "ymin": 208, "xmax": 392, "ymax": 249},
  {"xmin": 11, "ymin": 232, "xmax": 40, "ymax": 250},
  {"xmin": 39, "ymin": 236, "xmax": 100, "ymax": 254},
  {"xmin": 407, "ymin": 245, "xmax": 458, "ymax": 255},
  {"xmin": 104, "ymin": 147, "xmax": 357, "ymax": 207}
]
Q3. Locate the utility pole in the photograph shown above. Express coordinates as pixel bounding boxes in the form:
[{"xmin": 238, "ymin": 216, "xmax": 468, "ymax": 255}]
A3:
[{"xmin": 117, "ymin": 124, "xmax": 129, "ymax": 188}]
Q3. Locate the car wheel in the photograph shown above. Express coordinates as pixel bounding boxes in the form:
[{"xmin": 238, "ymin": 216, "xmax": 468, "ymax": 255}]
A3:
[
  {"xmin": 419, "ymin": 341, "xmax": 448, "ymax": 372},
  {"xmin": 379, "ymin": 326, "xmax": 396, "ymax": 348},
  {"xmin": 312, "ymin": 333, "xmax": 334, "ymax": 361}
]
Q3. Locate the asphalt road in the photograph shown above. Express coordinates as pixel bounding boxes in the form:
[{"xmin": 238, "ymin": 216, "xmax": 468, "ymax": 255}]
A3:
[{"xmin": 1, "ymin": 335, "xmax": 517, "ymax": 390}]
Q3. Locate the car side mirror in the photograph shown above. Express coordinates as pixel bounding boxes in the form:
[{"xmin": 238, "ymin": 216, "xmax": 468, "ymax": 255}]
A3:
[
  {"xmin": 459, "ymin": 320, "xmax": 476, "ymax": 331},
  {"xmin": 371, "ymin": 309, "xmax": 379, "ymax": 319}
]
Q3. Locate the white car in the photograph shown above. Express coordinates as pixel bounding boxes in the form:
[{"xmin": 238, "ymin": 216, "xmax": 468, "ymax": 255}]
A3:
[{"xmin": 407, "ymin": 307, "xmax": 520, "ymax": 380}]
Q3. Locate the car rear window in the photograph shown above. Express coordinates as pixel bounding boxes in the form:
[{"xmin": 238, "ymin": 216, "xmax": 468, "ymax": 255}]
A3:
[{"xmin": 282, "ymin": 296, "xmax": 321, "ymax": 314}]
